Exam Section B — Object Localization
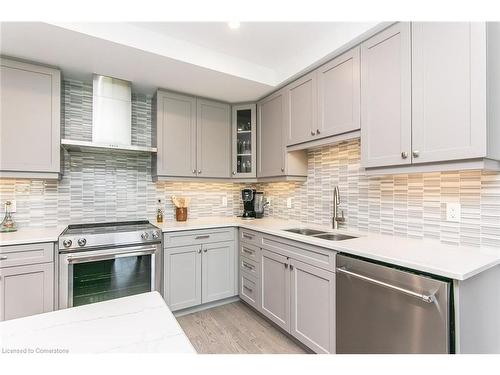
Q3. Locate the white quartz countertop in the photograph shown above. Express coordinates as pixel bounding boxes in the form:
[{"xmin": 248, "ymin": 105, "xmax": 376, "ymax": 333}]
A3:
[
  {"xmin": 156, "ymin": 217, "xmax": 500, "ymax": 280},
  {"xmin": 0, "ymin": 226, "xmax": 65, "ymax": 246},
  {"xmin": 2, "ymin": 217, "xmax": 499, "ymax": 280},
  {"xmin": 0, "ymin": 292, "xmax": 196, "ymax": 354}
]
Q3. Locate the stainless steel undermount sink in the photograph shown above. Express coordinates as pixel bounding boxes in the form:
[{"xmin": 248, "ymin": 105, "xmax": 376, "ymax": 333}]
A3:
[
  {"xmin": 284, "ymin": 228, "xmax": 326, "ymax": 236},
  {"xmin": 313, "ymin": 233, "xmax": 356, "ymax": 241},
  {"xmin": 283, "ymin": 228, "xmax": 357, "ymax": 241}
]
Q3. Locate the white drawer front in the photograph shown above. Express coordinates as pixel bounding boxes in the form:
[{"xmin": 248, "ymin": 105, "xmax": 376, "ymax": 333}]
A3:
[
  {"xmin": 239, "ymin": 242, "xmax": 260, "ymax": 263},
  {"xmin": 240, "ymin": 271, "xmax": 259, "ymax": 309},
  {"xmin": 164, "ymin": 228, "xmax": 235, "ymax": 248},
  {"xmin": 240, "ymin": 257, "xmax": 259, "ymax": 278},
  {"xmin": 0, "ymin": 242, "xmax": 54, "ymax": 268}
]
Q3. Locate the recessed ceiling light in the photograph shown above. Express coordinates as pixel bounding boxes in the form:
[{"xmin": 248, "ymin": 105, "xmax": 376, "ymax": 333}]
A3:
[{"xmin": 228, "ymin": 21, "xmax": 240, "ymax": 29}]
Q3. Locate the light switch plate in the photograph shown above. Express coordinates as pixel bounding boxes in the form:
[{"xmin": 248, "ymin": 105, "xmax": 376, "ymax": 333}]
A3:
[
  {"xmin": 221, "ymin": 196, "xmax": 228, "ymax": 207},
  {"xmin": 286, "ymin": 197, "xmax": 293, "ymax": 209},
  {"xmin": 446, "ymin": 203, "xmax": 461, "ymax": 222}
]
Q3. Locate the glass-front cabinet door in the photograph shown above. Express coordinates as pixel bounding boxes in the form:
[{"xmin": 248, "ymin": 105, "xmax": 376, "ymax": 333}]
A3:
[{"xmin": 232, "ymin": 104, "xmax": 256, "ymax": 178}]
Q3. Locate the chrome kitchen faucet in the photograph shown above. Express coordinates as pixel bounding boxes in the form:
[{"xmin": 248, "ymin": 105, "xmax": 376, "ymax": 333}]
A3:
[{"xmin": 333, "ymin": 186, "xmax": 345, "ymax": 229}]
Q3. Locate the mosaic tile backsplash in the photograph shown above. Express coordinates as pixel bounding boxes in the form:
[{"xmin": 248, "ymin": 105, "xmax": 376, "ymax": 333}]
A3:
[{"xmin": 1, "ymin": 79, "xmax": 500, "ymax": 248}]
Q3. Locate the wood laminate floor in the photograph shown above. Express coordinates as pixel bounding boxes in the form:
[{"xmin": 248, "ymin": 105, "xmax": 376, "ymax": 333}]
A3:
[{"xmin": 176, "ymin": 301, "xmax": 309, "ymax": 354}]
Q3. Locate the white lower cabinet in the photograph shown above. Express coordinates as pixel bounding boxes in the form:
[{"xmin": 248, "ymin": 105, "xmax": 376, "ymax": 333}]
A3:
[
  {"xmin": 240, "ymin": 231, "xmax": 336, "ymax": 354},
  {"xmin": 290, "ymin": 258, "xmax": 335, "ymax": 354},
  {"xmin": 0, "ymin": 262, "xmax": 54, "ymax": 321},
  {"xmin": 164, "ymin": 245, "xmax": 202, "ymax": 311},
  {"xmin": 261, "ymin": 249, "xmax": 290, "ymax": 331},
  {"xmin": 201, "ymin": 242, "xmax": 236, "ymax": 304},
  {"xmin": 164, "ymin": 230, "xmax": 237, "ymax": 312}
]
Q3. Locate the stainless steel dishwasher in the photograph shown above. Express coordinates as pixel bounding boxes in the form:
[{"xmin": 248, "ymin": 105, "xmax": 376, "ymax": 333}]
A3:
[{"xmin": 336, "ymin": 254, "xmax": 452, "ymax": 354}]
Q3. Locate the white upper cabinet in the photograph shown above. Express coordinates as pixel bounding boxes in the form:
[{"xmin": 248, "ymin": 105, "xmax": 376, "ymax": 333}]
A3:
[
  {"xmin": 0, "ymin": 58, "xmax": 61, "ymax": 179},
  {"xmin": 231, "ymin": 104, "xmax": 256, "ymax": 178},
  {"xmin": 411, "ymin": 22, "xmax": 487, "ymax": 164},
  {"xmin": 317, "ymin": 46, "xmax": 360, "ymax": 138},
  {"xmin": 285, "ymin": 71, "xmax": 317, "ymax": 146},
  {"xmin": 155, "ymin": 91, "xmax": 197, "ymax": 177},
  {"xmin": 360, "ymin": 22, "xmax": 412, "ymax": 169},
  {"xmin": 154, "ymin": 90, "xmax": 231, "ymax": 179},
  {"xmin": 258, "ymin": 89, "xmax": 286, "ymax": 177},
  {"xmin": 362, "ymin": 22, "xmax": 500, "ymax": 174},
  {"xmin": 196, "ymin": 99, "xmax": 231, "ymax": 178}
]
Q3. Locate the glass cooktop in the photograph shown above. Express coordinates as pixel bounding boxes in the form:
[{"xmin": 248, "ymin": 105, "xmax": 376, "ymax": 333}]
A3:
[{"xmin": 63, "ymin": 220, "xmax": 156, "ymax": 235}]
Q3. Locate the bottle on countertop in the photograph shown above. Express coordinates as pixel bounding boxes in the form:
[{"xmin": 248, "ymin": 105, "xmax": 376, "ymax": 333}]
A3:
[
  {"xmin": 1, "ymin": 200, "xmax": 17, "ymax": 232},
  {"xmin": 156, "ymin": 199, "xmax": 164, "ymax": 223}
]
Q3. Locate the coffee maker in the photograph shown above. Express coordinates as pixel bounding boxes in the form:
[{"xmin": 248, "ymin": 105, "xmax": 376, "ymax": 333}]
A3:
[{"xmin": 241, "ymin": 188, "xmax": 256, "ymax": 218}]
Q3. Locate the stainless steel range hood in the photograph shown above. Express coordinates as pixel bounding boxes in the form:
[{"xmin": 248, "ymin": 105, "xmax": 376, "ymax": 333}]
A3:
[{"xmin": 61, "ymin": 74, "xmax": 157, "ymax": 154}]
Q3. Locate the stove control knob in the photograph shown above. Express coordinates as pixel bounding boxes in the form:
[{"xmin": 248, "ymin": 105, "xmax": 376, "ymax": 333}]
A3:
[
  {"xmin": 152, "ymin": 231, "xmax": 160, "ymax": 239},
  {"xmin": 63, "ymin": 239, "xmax": 72, "ymax": 248},
  {"xmin": 78, "ymin": 238, "xmax": 87, "ymax": 247},
  {"xmin": 141, "ymin": 232, "xmax": 149, "ymax": 240}
]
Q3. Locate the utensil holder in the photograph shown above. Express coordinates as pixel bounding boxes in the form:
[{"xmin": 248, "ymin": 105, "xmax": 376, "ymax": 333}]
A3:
[{"xmin": 175, "ymin": 207, "xmax": 188, "ymax": 221}]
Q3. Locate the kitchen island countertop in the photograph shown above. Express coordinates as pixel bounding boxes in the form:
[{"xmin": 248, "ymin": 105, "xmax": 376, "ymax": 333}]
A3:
[{"xmin": 0, "ymin": 292, "xmax": 196, "ymax": 354}]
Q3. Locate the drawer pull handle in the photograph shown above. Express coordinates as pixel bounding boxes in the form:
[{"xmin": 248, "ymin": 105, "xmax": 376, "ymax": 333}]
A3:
[
  {"xmin": 243, "ymin": 262, "xmax": 254, "ymax": 270},
  {"xmin": 243, "ymin": 234, "xmax": 253, "ymax": 240},
  {"xmin": 243, "ymin": 285, "xmax": 253, "ymax": 293},
  {"xmin": 242, "ymin": 248, "xmax": 254, "ymax": 255},
  {"xmin": 0, "ymin": 256, "xmax": 8, "ymax": 260},
  {"xmin": 195, "ymin": 235, "xmax": 210, "ymax": 240}
]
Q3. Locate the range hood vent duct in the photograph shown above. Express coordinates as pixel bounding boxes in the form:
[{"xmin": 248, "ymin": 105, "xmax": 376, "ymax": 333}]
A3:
[{"xmin": 92, "ymin": 74, "xmax": 132, "ymax": 146}]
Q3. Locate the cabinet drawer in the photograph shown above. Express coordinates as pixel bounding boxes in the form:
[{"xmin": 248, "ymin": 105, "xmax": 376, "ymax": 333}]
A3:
[
  {"xmin": 240, "ymin": 257, "xmax": 259, "ymax": 278},
  {"xmin": 239, "ymin": 229, "xmax": 262, "ymax": 247},
  {"xmin": 0, "ymin": 242, "xmax": 54, "ymax": 268},
  {"xmin": 164, "ymin": 228, "xmax": 235, "ymax": 248},
  {"xmin": 239, "ymin": 270, "xmax": 259, "ymax": 310},
  {"xmin": 239, "ymin": 242, "xmax": 260, "ymax": 263},
  {"xmin": 261, "ymin": 234, "xmax": 336, "ymax": 272}
]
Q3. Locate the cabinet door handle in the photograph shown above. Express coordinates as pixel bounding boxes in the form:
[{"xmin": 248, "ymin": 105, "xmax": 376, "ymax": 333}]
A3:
[
  {"xmin": 195, "ymin": 235, "xmax": 210, "ymax": 240},
  {"xmin": 281, "ymin": 167, "xmax": 285, "ymax": 172},
  {"xmin": 316, "ymin": 129, "xmax": 321, "ymax": 134},
  {"xmin": 0, "ymin": 256, "xmax": 8, "ymax": 260},
  {"xmin": 284, "ymin": 263, "xmax": 288, "ymax": 269},
  {"xmin": 401, "ymin": 151, "xmax": 408, "ymax": 159},
  {"xmin": 242, "ymin": 234, "xmax": 253, "ymax": 240},
  {"xmin": 310, "ymin": 130, "xmax": 316, "ymax": 136},
  {"xmin": 197, "ymin": 249, "xmax": 202, "ymax": 254},
  {"xmin": 412, "ymin": 150, "xmax": 420, "ymax": 158},
  {"xmin": 243, "ymin": 285, "xmax": 253, "ymax": 293},
  {"xmin": 242, "ymin": 262, "xmax": 253, "ymax": 270},
  {"xmin": 203, "ymin": 248, "xmax": 208, "ymax": 253},
  {"xmin": 242, "ymin": 248, "xmax": 254, "ymax": 255},
  {"xmin": 198, "ymin": 170, "xmax": 202, "ymax": 174},
  {"xmin": 232, "ymin": 171, "xmax": 236, "ymax": 175},
  {"xmin": 290, "ymin": 264, "xmax": 294, "ymax": 271}
]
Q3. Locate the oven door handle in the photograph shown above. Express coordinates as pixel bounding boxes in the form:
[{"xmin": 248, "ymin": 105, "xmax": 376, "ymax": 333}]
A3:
[{"xmin": 66, "ymin": 245, "xmax": 158, "ymax": 265}]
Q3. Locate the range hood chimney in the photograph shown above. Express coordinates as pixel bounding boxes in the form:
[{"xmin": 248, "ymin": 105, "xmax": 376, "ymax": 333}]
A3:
[
  {"xmin": 61, "ymin": 75, "xmax": 157, "ymax": 154},
  {"xmin": 92, "ymin": 74, "xmax": 131, "ymax": 146}
]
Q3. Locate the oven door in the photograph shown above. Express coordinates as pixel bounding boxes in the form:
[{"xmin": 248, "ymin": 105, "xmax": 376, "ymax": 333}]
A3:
[{"xmin": 59, "ymin": 244, "xmax": 161, "ymax": 309}]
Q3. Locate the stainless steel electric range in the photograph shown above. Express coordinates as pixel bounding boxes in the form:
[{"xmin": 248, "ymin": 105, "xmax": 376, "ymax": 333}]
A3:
[{"xmin": 58, "ymin": 220, "xmax": 162, "ymax": 309}]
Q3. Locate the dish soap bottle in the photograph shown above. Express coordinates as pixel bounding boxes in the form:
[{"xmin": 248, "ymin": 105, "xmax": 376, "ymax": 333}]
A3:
[
  {"xmin": 156, "ymin": 199, "xmax": 164, "ymax": 224},
  {"xmin": 1, "ymin": 201, "xmax": 17, "ymax": 232}
]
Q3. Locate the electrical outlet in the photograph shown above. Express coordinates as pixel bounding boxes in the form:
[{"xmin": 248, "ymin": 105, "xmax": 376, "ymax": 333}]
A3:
[
  {"xmin": 221, "ymin": 196, "xmax": 228, "ymax": 207},
  {"xmin": 9, "ymin": 200, "xmax": 16, "ymax": 213},
  {"xmin": 446, "ymin": 203, "xmax": 461, "ymax": 222},
  {"xmin": 286, "ymin": 197, "xmax": 293, "ymax": 209}
]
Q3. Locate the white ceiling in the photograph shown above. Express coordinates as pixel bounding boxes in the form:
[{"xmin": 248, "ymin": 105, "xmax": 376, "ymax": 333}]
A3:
[{"xmin": 0, "ymin": 21, "xmax": 382, "ymax": 102}]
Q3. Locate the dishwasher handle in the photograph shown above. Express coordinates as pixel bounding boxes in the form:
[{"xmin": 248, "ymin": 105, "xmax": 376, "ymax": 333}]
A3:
[{"xmin": 337, "ymin": 266, "xmax": 435, "ymax": 304}]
